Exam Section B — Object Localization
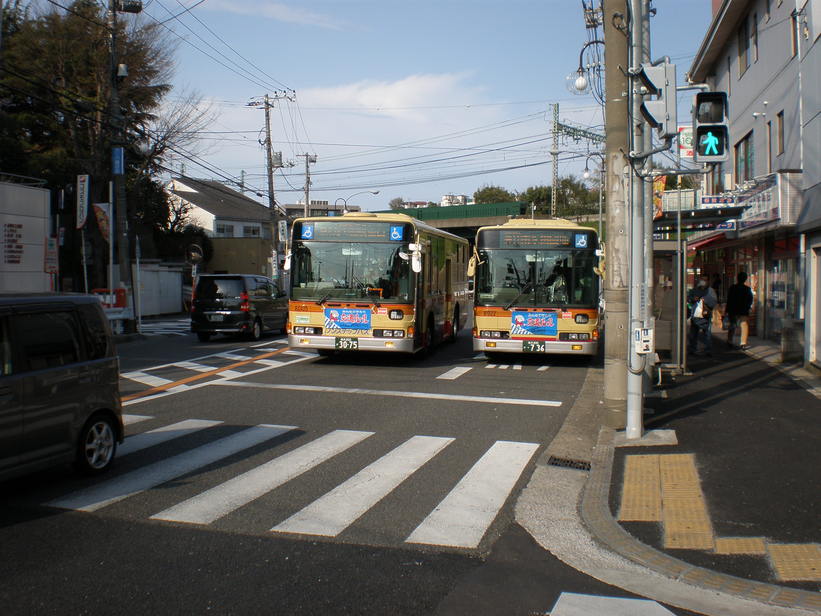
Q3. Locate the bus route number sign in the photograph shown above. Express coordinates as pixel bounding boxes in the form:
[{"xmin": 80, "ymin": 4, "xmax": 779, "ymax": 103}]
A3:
[
  {"xmin": 522, "ymin": 340, "xmax": 547, "ymax": 353},
  {"xmin": 335, "ymin": 337, "xmax": 359, "ymax": 350}
]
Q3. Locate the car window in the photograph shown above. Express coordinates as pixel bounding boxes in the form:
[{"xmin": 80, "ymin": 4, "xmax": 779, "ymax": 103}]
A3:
[
  {"xmin": 14, "ymin": 311, "xmax": 82, "ymax": 371},
  {"xmin": 256, "ymin": 278, "xmax": 273, "ymax": 297},
  {"xmin": 0, "ymin": 317, "xmax": 12, "ymax": 376},
  {"xmin": 196, "ymin": 277, "xmax": 244, "ymax": 299},
  {"xmin": 77, "ymin": 303, "xmax": 110, "ymax": 360}
]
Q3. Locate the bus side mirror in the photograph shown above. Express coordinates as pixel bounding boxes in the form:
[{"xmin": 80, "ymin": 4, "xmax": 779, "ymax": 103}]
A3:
[
  {"xmin": 412, "ymin": 254, "xmax": 422, "ymax": 273},
  {"xmin": 467, "ymin": 256, "xmax": 476, "ymax": 277},
  {"xmin": 283, "ymin": 253, "xmax": 291, "ymax": 271}
]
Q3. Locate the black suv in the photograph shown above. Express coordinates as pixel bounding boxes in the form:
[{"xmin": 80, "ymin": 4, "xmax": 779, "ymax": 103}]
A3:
[
  {"xmin": 190, "ymin": 274, "xmax": 288, "ymax": 342},
  {"xmin": 0, "ymin": 293, "xmax": 124, "ymax": 481}
]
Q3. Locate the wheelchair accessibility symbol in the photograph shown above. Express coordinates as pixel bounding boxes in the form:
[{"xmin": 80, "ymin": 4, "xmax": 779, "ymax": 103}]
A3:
[
  {"xmin": 574, "ymin": 234, "xmax": 588, "ymax": 249},
  {"xmin": 390, "ymin": 225, "xmax": 404, "ymax": 241},
  {"xmin": 301, "ymin": 224, "xmax": 314, "ymax": 240}
]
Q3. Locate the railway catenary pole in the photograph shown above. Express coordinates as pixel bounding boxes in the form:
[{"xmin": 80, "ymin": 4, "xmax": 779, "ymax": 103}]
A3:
[{"xmin": 602, "ymin": 0, "xmax": 631, "ymax": 428}]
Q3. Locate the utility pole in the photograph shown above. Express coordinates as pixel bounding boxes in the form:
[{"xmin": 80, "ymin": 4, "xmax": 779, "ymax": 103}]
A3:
[
  {"xmin": 108, "ymin": 0, "xmax": 142, "ymax": 332},
  {"xmin": 602, "ymin": 0, "xmax": 630, "ymax": 428},
  {"xmin": 550, "ymin": 103, "xmax": 559, "ymax": 217},
  {"xmin": 248, "ymin": 92, "xmax": 291, "ymax": 282},
  {"xmin": 300, "ymin": 154, "xmax": 317, "ymax": 217}
]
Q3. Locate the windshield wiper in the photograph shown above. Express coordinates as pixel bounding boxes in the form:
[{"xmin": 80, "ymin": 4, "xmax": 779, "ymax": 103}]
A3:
[
  {"xmin": 316, "ymin": 293, "xmax": 331, "ymax": 306},
  {"xmin": 504, "ymin": 282, "xmax": 533, "ymax": 311}
]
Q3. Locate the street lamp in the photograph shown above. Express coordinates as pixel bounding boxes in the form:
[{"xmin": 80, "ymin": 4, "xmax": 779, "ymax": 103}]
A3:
[
  {"xmin": 334, "ymin": 190, "xmax": 380, "ymax": 216},
  {"xmin": 565, "ymin": 39, "xmax": 605, "ymax": 103},
  {"xmin": 583, "ymin": 153, "xmax": 605, "ymax": 238}
]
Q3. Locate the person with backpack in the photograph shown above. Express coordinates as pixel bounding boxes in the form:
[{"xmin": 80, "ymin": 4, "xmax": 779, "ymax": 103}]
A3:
[
  {"xmin": 726, "ymin": 271, "xmax": 754, "ymax": 349},
  {"xmin": 687, "ymin": 276, "xmax": 718, "ymax": 356}
]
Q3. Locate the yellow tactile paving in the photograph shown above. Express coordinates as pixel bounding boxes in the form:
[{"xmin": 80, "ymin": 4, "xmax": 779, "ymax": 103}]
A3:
[
  {"xmin": 715, "ymin": 537, "xmax": 768, "ymax": 555},
  {"xmin": 660, "ymin": 454, "xmax": 714, "ymax": 550},
  {"xmin": 619, "ymin": 454, "xmax": 661, "ymax": 521},
  {"xmin": 768, "ymin": 544, "xmax": 821, "ymax": 581}
]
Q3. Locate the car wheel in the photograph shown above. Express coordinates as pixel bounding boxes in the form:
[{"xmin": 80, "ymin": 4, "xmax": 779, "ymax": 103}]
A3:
[
  {"xmin": 197, "ymin": 332, "xmax": 212, "ymax": 342},
  {"xmin": 248, "ymin": 319, "xmax": 262, "ymax": 341},
  {"xmin": 76, "ymin": 413, "xmax": 117, "ymax": 475}
]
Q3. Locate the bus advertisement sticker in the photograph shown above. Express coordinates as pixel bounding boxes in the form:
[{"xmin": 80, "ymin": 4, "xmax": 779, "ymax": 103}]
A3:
[
  {"xmin": 324, "ymin": 308, "xmax": 371, "ymax": 332},
  {"xmin": 510, "ymin": 311, "xmax": 558, "ymax": 337}
]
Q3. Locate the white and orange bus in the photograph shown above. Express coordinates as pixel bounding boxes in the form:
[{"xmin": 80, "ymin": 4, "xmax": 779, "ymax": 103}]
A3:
[
  {"xmin": 285, "ymin": 212, "xmax": 469, "ymax": 355},
  {"xmin": 469, "ymin": 218, "xmax": 601, "ymax": 358}
]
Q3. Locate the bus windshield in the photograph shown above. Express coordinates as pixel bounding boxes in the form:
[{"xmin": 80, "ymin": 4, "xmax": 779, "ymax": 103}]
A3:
[
  {"xmin": 290, "ymin": 241, "xmax": 412, "ymax": 303},
  {"xmin": 475, "ymin": 249, "xmax": 598, "ymax": 308}
]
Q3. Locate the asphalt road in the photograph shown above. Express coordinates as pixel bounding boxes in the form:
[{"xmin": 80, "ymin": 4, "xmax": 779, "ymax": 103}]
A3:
[{"xmin": 0, "ymin": 325, "xmax": 700, "ymax": 615}]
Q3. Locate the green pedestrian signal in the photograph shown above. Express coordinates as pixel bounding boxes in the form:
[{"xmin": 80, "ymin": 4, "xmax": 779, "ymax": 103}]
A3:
[
  {"xmin": 695, "ymin": 126, "xmax": 728, "ymax": 158},
  {"xmin": 692, "ymin": 91, "xmax": 729, "ymax": 163}
]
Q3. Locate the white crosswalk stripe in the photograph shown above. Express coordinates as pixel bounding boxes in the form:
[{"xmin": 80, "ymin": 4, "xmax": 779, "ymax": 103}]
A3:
[
  {"xmin": 271, "ymin": 435, "xmax": 454, "ymax": 537},
  {"xmin": 48, "ymin": 424, "xmax": 295, "ymax": 512},
  {"xmin": 436, "ymin": 367, "xmax": 473, "ymax": 380},
  {"xmin": 47, "ymin": 417, "xmax": 541, "ymax": 551},
  {"xmin": 406, "ymin": 440, "xmax": 539, "ymax": 548},
  {"xmin": 123, "ymin": 414, "xmax": 153, "ymax": 426},
  {"xmin": 119, "ymin": 419, "xmax": 223, "ymax": 457},
  {"xmin": 152, "ymin": 429, "xmax": 373, "ymax": 525},
  {"xmin": 121, "ymin": 371, "xmax": 175, "ymax": 387}
]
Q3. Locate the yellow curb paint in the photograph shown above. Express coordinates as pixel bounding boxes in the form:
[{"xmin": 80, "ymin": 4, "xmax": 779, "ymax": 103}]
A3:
[
  {"xmin": 121, "ymin": 348, "xmax": 290, "ymax": 403},
  {"xmin": 619, "ymin": 454, "xmax": 661, "ymax": 521},
  {"xmin": 714, "ymin": 537, "xmax": 767, "ymax": 555},
  {"xmin": 768, "ymin": 544, "xmax": 821, "ymax": 582}
]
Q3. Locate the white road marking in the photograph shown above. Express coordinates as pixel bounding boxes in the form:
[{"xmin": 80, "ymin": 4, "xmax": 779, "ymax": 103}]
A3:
[
  {"xmin": 217, "ymin": 369, "xmax": 245, "ymax": 378},
  {"xmin": 253, "ymin": 359, "xmax": 283, "ymax": 367},
  {"xmin": 173, "ymin": 361, "xmax": 214, "ymax": 373},
  {"xmin": 498, "ymin": 364, "xmax": 510, "ymax": 370},
  {"xmin": 215, "ymin": 352, "xmax": 249, "ymax": 361},
  {"xmin": 512, "ymin": 364, "xmax": 523, "ymax": 371},
  {"xmin": 47, "ymin": 424, "xmax": 295, "ymax": 512},
  {"xmin": 122, "ymin": 355, "xmax": 316, "ymax": 407},
  {"xmin": 550, "ymin": 592, "xmax": 677, "ymax": 616},
  {"xmin": 123, "ymin": 414, "xmax": 152, "ymax": 425},
  {"xmin": 214, "ymin": 381, "xmax": 563, "ymax": 408},
  {"xmin": 152, "ymin": 430, "xmax": 373, "ymax": 525},
  {"xmin": 119, "ymin": 419, "xmax": 223, "ymax": 457},
  {"xmin": 485, "ymin": 364, "xmax": 497, "ymax": 369},
  {"xmin": 121, "ymin": 371, "xmax": 175, "ymax": 387},
  {"xmin": 537, "ymin": 365, "xmax": 550, "ymax": 372},
  {"xmin": 272, "ymin": 435, "xmax": 453, "ymax": 537},
  {"xmin": 436, "ymin": 367, "xmax": 473, "ymax": 380},
  {"xmin": 406, "ymin": 440, "xmax": 539, "ymax": 548}
]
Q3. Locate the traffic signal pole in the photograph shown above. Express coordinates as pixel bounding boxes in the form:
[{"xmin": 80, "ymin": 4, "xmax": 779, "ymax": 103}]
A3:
[{"xmin": 602, "ymin": 0, "xmax": 630, "ymax": 428}]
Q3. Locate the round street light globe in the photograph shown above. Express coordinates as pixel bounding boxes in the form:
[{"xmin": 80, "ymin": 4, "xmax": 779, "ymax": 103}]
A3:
[{"xmin": 574, "ymin": 74, "xmax": 588, "ymax": 92}]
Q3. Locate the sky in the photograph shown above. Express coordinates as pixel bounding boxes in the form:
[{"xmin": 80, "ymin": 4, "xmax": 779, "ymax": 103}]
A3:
[{"xmin": 134, "ymin": 0, "xmax": 715, "ymax": 211}]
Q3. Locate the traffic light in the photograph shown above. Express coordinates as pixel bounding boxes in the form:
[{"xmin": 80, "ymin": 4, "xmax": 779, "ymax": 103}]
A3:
[
  {"xmin": 693, "ymin": 91, "xmax": 729, "ymax": 163},
  {"xmin": 637, "ymin": 61, "xmax": 678, "ymax": 139}
]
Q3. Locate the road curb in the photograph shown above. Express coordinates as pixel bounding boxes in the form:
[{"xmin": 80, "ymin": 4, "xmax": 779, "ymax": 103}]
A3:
[{"xmin": 580, "ymin": 426, "xmax": 821, "ymax": 614}]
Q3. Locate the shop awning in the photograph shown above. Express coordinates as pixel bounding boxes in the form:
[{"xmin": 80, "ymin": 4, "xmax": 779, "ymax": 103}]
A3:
[
  {"xmin": 653, "ymin": 205, "xmax": 748, "ymax": 232},
  {"xmin": 687, "ymin": 234, "xmax": 728, "ymax": 250}
]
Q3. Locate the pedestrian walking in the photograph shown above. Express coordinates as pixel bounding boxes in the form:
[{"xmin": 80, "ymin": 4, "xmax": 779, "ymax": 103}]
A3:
[
  {"xmin": 688, "ymin": 276, "xmax": 718, "ymax": 356},
  {"xmin": 726, "ymin": 271, "xmax": 754, "ymax": 349}
]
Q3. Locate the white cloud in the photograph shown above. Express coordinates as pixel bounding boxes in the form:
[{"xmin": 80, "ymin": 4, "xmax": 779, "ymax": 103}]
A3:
[{"xmin": 202, "ymin": 0, "xmax": 344, "ymax": 30}]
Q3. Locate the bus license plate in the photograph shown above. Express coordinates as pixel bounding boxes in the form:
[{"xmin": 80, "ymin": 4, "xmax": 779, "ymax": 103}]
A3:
[
  {"xmin": 522, "ymin": 340, "xmax": 546, "ymax": 353},
  {"xmin": 335, "ymin": 337, "xmax": 359, "ymax": 350}
]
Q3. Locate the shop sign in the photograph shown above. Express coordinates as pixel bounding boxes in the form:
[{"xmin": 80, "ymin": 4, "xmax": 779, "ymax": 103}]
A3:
[
  {"xmin": 738, "ymin": 175, "xmax": 779, "ymax": 230},
  {"xmin": 715, "ymin": 220, "xmax": 736, "ymax": 230},
  {"xmin": 700, "ymin": 195, "xmax": 736, "ymax": 208}
]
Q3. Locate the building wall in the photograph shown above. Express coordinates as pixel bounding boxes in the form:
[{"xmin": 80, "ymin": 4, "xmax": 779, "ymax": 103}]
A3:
[{"xmin": 206, "ymin": 237, "xmax": 274, "ymax": 278}]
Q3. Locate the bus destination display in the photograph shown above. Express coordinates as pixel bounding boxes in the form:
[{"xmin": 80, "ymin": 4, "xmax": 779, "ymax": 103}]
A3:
[
  {"xmin": 479, "ymin": 229, "xmax": 595, "ymax": 249},
  {"xmin": 298, "ymin": 222, "xmax": 410, "ymax": 242}
]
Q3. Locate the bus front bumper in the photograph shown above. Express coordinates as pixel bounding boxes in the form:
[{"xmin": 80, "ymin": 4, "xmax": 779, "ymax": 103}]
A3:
[
  {"xmin": 289, "ymin": 334, "xmax": 417, "ymax": 353},
  {"xmin": 473, "ymin": 338, "xmax": 597, "ymax": 355}
]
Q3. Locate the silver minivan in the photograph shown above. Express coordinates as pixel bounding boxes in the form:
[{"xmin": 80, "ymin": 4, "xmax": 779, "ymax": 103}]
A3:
[{"xmin": 0, "ymin": 293, "xmax": 124, "ymax": 481}]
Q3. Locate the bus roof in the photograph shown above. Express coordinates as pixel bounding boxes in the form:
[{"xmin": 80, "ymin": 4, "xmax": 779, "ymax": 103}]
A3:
[
  {"xmin": 475, "ymin": 217, "xmax": 598, "ymax": 236},
  {"xmin": 292, "ymin": 211, "xmax": 468, "ymax": 243}
]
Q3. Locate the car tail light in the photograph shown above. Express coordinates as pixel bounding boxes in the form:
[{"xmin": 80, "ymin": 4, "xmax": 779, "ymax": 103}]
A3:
[{"xmin": 240, "ymin": 291, "xmax": 250, "ymax": 312}]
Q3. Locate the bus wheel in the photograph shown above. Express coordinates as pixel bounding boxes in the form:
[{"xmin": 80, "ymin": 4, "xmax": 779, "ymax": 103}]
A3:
[
  {"xmin": 448, "ymin": 309, "xmax": 459, "ymax": 343},
  {"xmin": 423, "ymin": 316, "xmax": 436, "ymax": 355}
]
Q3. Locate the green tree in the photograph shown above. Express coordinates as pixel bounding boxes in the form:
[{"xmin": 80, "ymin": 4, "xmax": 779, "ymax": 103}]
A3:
[
  {"xmin": 518, "ymin": 185, "xmax": 552, "ymax": 216},
  {"xmin": 554, "ymin": 175, "xmax": 598, "ymax": 219},
  {"xmin": 388, "ymin": 197, "xmax": 404, "ymax": 210},
  {"xmin": 473, "ymin": 184, "xmax": 516, "ymax": 204}
]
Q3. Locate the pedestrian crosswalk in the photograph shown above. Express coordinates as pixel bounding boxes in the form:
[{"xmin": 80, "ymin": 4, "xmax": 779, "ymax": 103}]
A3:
[
  {"xmin": 137, "ymin": 318, "xmax": 191, "ymax": 336},
  {"xmin": 47, "ymin": 414, "xmax": 540, "ymax": 551}
]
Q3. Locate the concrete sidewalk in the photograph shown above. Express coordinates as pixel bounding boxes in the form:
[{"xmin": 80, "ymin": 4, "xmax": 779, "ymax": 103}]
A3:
[{"xmin": 518, "ymin": 335, "xmax": 820, "ymax": 615}]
